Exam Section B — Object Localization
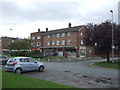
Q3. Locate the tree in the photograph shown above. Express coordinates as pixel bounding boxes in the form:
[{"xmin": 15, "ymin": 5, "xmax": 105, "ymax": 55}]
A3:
[
  {"xmin": 84, "ymin": 21, "xmax": 119, "ymax": 61},
  {"xmin": 11, "ymin": 38, "xmax": 33, "ymax": 51}
]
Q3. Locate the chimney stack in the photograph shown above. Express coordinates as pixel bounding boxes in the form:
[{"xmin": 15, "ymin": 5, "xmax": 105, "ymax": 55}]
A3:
[
  {"xmin": 46, "ymin": 27, "xmax": 48, "ymax": 32},
  {"xmin": 68, "ymin": 22, "xmax": 71, "ymax": 28},
  {"xmin": 38, "ymin": 28, "xmax": 40, "ymax": 32}
]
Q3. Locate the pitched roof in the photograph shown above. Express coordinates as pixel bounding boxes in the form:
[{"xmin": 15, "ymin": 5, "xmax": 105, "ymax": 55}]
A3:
[{"xmin": 43, "ymin": 25, "xmax": 85, "ymax": 35}]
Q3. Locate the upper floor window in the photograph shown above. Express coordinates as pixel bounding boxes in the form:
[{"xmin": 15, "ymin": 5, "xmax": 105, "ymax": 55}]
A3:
[
  {"xmin": 56, "ymin": 34, "xmax": 60, "ymax": 37},
  {"xmin": 37, "ymin": 36, "xmax": 41, "ymax": 39},
  {"xmin": 62, "ymin": 40, "xmax": 65, "ymax": 45},
  {"xmin": 81, "ymin": 40, "xmax": 84, "ymax": 45},
  {"xmin": 52, "ymin": 41, "xmax": 55, "ymax": 45},
  {"xmin": 56, "ymin": 41, "xmax": 60, "ymax": 45},
  {"xmin": 67, "ymin": 32, "xmax": 71, "ymax": 36},
  {"xmin": 37, "ymin": 42, "xmax": 41, "ymax": 46},
  {"xmin": 67, "ymin": 40, "xmax": 71, "ymax": 45},
  {"xmin": 12, "ymin": 40, "xmax": 14, "ymax": 42},
  {"xmin": 81, "ymin": 32, "xmax": 83, "ymax": 36},
  {"xmin": 47, "ymin": 42, "xmax": 50, "ymax": 45},
  {"xmin": 62, "ymin": 33, "xmax": 65, "ymax": 37},
  {"xmin": 52, "ymin": 34, "xmax": 55, "ymax": 38},
  {"xmin": 48, "ymin": 35, "xmax": 50, "ymax": 38},
  {"xmin": 32, "ymin": 37, "xmax": 35, "ymax": 40}
]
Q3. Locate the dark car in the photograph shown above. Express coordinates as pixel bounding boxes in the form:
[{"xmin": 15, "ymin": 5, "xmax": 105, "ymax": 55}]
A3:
[{"xmin": 0, "ymin": 55, "xmax": 9, "ymax": 65}]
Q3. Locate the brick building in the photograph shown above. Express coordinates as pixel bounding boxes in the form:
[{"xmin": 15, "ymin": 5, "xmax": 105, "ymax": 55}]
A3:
[
  {"xmin": 0, "ymin": 36, "xmax": 21, "ymax": 54},
  {"xmin": 30, "ymin": 29, "xmax": 45, "ymax": 51},
  {"xmin": 31, "ymin": 23, "xmax": 94, "ymax": 57}
]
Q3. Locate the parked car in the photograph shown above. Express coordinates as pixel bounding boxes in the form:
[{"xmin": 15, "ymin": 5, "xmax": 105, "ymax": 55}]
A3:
[
  {"xmin": 0, "ymin": 55, "xmax": 9, "ymax": 65},
  {"xmin": 5, "ymin": 57, "xmax": 45, "ymax": 74}
]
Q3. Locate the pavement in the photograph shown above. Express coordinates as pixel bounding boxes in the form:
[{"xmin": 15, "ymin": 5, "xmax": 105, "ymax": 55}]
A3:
[{"xmin": 21, "ymin": 59, "xmax": 119, "ymax": 88}]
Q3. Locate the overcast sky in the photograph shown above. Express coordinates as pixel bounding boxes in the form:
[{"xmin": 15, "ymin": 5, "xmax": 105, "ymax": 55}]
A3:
[{"xmin": 0, "ymin": 0, "xmax": 119, "ymax": 38}]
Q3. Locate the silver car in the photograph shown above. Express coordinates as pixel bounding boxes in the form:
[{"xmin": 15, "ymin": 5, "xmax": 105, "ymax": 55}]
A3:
[
  {"xmin": 5, "ymin": 57, "xmax": 45, "ymax": 74},
  {"xmin": 0, "ymin": 55, "xmax": 9, "ymax": 65}
]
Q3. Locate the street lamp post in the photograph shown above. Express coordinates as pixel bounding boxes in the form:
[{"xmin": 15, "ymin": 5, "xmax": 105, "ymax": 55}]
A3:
[
  {"xmin": 10, "ymin": 28, "xmax": 12, "ymax": 56},
  {"xmin": 110, "ymin": 10, "xmax": 115, "ymax": 63}
]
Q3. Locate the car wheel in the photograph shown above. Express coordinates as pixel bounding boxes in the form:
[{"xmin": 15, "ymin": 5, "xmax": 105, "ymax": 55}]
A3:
[
  {"xmin": 38, "ymin": 66, "xmax": 44, "ymax": 72},
  {"xmin": 15, "ymin": 68, "xmax": 22, "ymax": 74}
]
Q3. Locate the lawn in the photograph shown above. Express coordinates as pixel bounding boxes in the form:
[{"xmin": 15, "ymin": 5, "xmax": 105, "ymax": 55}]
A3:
[
  {"xmin": 94, "ymin": 59, "xmax": 120, "ymax": 69},
  {"xmin": 2, "ymin": 71, "xmax": 74, "ymax": 88}
]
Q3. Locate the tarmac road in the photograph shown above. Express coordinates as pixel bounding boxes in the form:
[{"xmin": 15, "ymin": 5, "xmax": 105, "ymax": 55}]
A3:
[{"xmin": 22, "ymin": 59, "xmax": 119, "ymax": 88}]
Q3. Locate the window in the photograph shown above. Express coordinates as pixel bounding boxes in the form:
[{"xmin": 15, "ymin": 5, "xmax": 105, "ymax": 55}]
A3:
[
  {"xmin": 62, "ymin": 33, "xmax": 65, "ymax": 37},
  {"xmin": 47, "ymin": 42, "xmax": 50, "ymax": 45},
  {"xmin": 56, "ymin": 34, "xmax": 60, "ymax": 37},
  {"xmin": 37, "ymin": 42, "xmax": 41, "ymax": 46},
  {"xmin": 37, "ymin": 36, "xmax": 41, "ymax": 39},
  {"xmin": 56, "ymin": 41, "xmax": 60, "ymax": 45},
  {"xmin": 62, "ymin": 40, "xmax": 65, "ymax": 45},
  {"xmin": 67, "ymin": 40, "xmax": 71, "ymax": 45},
  {"xmin": 81, "ymin": 40, "xmax": 83, "ymax": 45},
  {"xmin": 28, "ymin": 58, "xmax": 36, "ymax": 63},
  {"xmin": 81, "ymin": 32, "xmax": 83, "ymax": 36},
  {"xmin": 52, "ymin": 41, "xmax": 55, "ymax": 45},
  {"xmin": 19, "ymin": 58, "xmax": 29, "ymax": 62},
  {"xmin": 48, "ymin": 35, "xmax": 50, "ymax": 38},
  {"xmin": 67, "ymin": 32, "xmax": 71, "ymax": 36},
  {"xmin": 32, "ymin": 37, "xmax": 35, "ymax": 40},
  {"xmin": 12, "ymin": 40, "xmax": 14, "ymax": 42},
  {"xmin": 52, "ymin": 34, "xmax": 55, "ymax": 37}
]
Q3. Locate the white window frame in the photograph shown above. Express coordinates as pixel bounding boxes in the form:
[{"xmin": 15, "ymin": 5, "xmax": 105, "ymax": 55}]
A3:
[
  {"xmin": 56, "ymin": 41, "xmax": 60, "ymax": 45},
  {"xmin": 47, "ymin": 42, "xmax": 50, "ymax": 45},
  {"xmin": 37, "ymin": 42, "xmax": 41, "ymax": 46},
  {"xmin": 48, "ymin": 35, "xmax": 50, "ymax": 38},
  {"xmin": 67, "ymin": 32, "xmax": 71, "ymax": 36},
  {"xmin": 67, "ymin": 40, "xmax": 71, "ymax": 45},
  {"xmin": 62, "ymin": 33, "xmax": 65, "ymax": 37},
  {"xmin": 62, "ymin": 40, "xmax": 65, "ymax": 45},
  {"xmin": 81, "ymin": 32, "xmax": 83, "ymax": 36},
  {"xmin": 81, "ymin": 40, "xmax": 84, "ymax": 45},
  {"xmin": 52, "ymin": 34, "xmax": 55, "ymax": 37},
  {"xmin": 37, "ymin": 36, "xmax": 41, "ymax": 39},
  {"xmin": 32, "ymin": 37, "xmax": 35, "ymax": 40},
  {"xmin": 56, "ymin": 34, "xmax": 60, "ymax": 37},
  {"xmin": 52, "ymin": 41, "xmax": 55, "ymax": 45}
]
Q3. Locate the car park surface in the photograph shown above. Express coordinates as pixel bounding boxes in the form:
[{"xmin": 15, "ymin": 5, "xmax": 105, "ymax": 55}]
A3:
[{"xmin": 22, "ymin": 59, "xmax": 119, "ymax": 88}]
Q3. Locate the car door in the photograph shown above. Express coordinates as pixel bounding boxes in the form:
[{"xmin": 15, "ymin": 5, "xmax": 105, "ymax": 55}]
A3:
[
  {"xmin": 28, "ymin": 58, "xmax": 38, "ymax": 70},
  {"xmin": 19, "ymin": 58, "xmax": 30, "ymax": 71}
]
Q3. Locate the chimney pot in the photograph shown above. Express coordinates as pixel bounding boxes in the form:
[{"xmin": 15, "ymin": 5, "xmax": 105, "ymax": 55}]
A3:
[
  {"xmin": 38, "ymin": 28, "xmax": 40, "ymax": 32},
  {"xmin": 46, "ymin": 27, "xmax": 48, "ymax": 32},
  {"xmin": 68, "ymin": 23, "xmax": 71, "ymax": 28}
]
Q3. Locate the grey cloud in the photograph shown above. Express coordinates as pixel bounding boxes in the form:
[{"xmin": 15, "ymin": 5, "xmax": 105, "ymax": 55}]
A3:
[{"xmin": 1, "ymin": 1, "xmax": 82, "ymax": 25}]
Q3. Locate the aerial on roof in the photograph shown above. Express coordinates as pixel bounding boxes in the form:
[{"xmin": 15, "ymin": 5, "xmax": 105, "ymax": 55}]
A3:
[{"xmin": 43, "ymin": 25, "xmax": 85, "ymax": 35}]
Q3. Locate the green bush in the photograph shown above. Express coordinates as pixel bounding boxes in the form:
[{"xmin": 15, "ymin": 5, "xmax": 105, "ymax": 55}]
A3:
[{"xmin": 11, "ymin": 50, "xmax": 43, "ymax": 58}]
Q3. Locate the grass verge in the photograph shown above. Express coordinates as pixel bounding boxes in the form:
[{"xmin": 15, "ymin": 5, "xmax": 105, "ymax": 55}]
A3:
[
  {"xmin": 2, "ymin": 71, "xmax": 74, "ymax": 88},
  {"xmin": 94, "ymin": 60, "xmax": 120, "ymax": 69}
]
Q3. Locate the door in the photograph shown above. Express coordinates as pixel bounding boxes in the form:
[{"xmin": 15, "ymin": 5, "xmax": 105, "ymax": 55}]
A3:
[{"xmin": 28, "ymin": 58, "xmax": 38, "ymax": 70}]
